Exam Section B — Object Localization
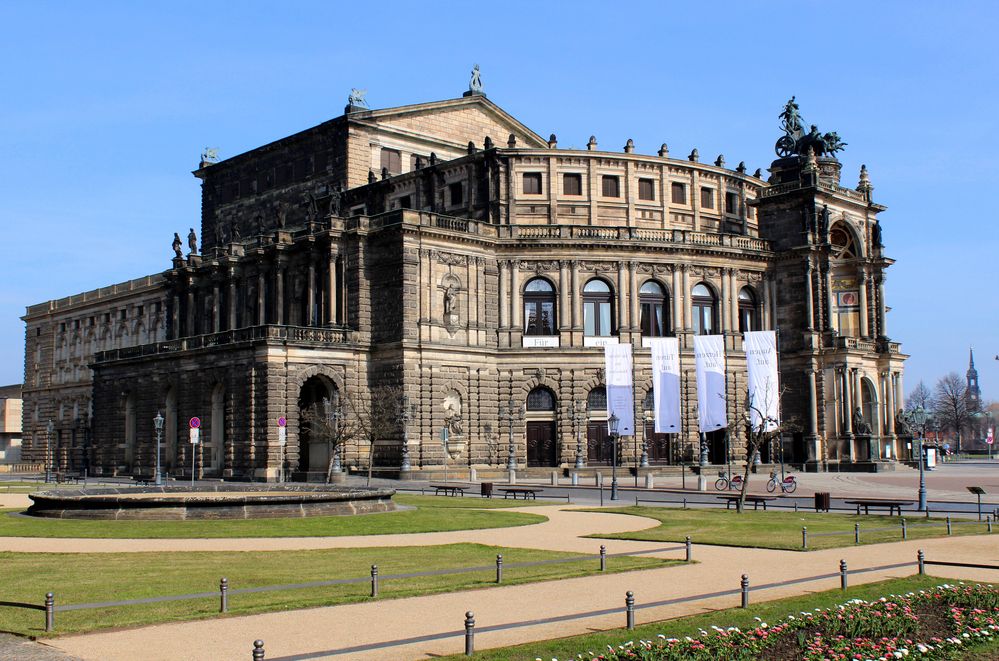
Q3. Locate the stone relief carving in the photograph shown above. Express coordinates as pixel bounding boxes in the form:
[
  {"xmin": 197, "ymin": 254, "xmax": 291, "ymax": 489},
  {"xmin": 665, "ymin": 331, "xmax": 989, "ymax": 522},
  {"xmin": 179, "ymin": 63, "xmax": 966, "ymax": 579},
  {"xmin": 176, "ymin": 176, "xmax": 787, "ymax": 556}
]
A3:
[{"xmin": 435, "ymin": 251, "xmax": 467, "ymax": 266}]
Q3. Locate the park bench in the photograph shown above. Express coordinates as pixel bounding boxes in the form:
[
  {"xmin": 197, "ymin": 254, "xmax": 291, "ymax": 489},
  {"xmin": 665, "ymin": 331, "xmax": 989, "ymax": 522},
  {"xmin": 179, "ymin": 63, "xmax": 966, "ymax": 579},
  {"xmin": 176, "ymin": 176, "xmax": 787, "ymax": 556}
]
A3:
[
  {"xmin": 55, "ymin": 471, "xmax": 85, "ymax": 484},
  {"xmin": 845, "ymin": 499, "xmax": 912, "ymax": 516},
  {"xmin": 498, "ymin": 486, "xmax": 542, "ymax": 500},
  {"xmin": 717, "ymin": 494, "xmax": 776, "ymax": 510},
  {"xmin": 430, "ymin": 483, "xmax": 466, "ymax": 497},
  {"xmin": 132, "ymin": 474, "xmax": 156, "ymax": 486}
]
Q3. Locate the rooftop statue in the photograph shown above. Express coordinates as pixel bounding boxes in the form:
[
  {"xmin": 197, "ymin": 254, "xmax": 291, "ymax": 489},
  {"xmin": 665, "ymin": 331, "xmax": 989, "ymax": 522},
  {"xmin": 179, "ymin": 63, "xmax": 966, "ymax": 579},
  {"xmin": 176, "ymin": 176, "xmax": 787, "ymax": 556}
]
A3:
[
  {"xmin": 469, "ymin": 64, "xmax": 483, "ymax": 94},
  {"xmin": 172, "ymin": 233, "xmax": 182, "ymax": 258},
  {"xmin": 187, "ymin": 228, "xmax": 198, "ymax": 255},
  {"xmin": 348, "ymin": 88, "xmax": 368, "ymax": 108},
  {"xmin": 774, "ymin": 97, "xmax": 846, "ymax": 158},
  {"xmin": 200, "ymin": 147, "xmax": 219, "ymax": 165}
]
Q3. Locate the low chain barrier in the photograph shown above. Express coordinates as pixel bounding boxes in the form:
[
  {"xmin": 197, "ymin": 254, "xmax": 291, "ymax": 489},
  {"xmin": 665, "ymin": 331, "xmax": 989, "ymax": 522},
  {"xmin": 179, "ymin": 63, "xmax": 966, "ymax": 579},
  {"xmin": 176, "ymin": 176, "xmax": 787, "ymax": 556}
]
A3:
[
  {"xmin": 3, "ymin": 543, "xmax": 686, "ymax": 631},
  {"xmin": 250, "ymin": 550, "xmax": 999, "ymax": 659}
]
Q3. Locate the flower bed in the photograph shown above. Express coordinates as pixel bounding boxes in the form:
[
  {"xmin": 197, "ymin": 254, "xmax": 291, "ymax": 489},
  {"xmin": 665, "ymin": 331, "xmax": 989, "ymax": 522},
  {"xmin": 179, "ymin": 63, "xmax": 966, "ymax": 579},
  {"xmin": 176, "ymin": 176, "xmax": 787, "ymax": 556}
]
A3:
[{"xmin": 551, "ymin": 584, "xmax": 999, "ymax": 660}]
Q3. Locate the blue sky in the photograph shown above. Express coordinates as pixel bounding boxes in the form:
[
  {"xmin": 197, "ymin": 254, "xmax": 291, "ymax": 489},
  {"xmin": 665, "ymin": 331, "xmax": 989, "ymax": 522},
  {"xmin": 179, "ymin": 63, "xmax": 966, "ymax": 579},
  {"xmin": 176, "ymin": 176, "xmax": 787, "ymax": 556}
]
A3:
[{"xmin": 0, "ymin": 1, "xmax": 996, "ymax": 399}]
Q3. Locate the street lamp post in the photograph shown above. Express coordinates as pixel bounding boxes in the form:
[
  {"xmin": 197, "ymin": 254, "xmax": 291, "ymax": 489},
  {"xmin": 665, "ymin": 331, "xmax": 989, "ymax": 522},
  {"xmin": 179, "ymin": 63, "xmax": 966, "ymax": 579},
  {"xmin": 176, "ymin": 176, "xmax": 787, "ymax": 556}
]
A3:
[
  {"xmin": 500, "ymin": 398, "xmax": 524, "ymax": 472},
  {"xmin": 153, "ymin": 411, "xmax": 164, "ymax": 486},
  {"xmin": 609, "ymin": 412, "xmax": 620, "ymax": 501},
  {"xmin": 399, "ymin": 397, "xmax": 414, "ymax": 473},
  {"xmin": 328, "ymin": 404, "xmax": 342, "ymax": 474},
  {"xmin": 911, "ymin": 406, "xmax": 928, "ymax": 512},
  {"xmin": 569, "ymin": 400, "xmax": 586, "ymax": 469},
  {"xmin": 45, "ymin": 420, "xmax": 54, "ymax": 483}
]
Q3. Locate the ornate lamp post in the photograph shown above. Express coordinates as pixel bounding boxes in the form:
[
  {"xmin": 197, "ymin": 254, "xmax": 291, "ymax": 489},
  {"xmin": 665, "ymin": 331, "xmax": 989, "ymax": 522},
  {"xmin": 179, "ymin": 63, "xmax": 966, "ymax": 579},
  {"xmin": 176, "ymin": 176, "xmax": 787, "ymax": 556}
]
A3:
[
  {"xmin": 609, "ymin": 412, "xmax": 620, "ymax": 501},
  {"xmin": 910, "ymin": 406, "xmax": 927, "ymax": 511},
  {"xmin": 640, "ymin": 407, "xmax": 651, "ymax": 469},
  {"xmin": 45, "ymin": 420, "xmax": 54, "ymax": 483},
  {"xmin": 569, "ymin": 400, "xmax": 587, "ymax": 469},
  {"xmin": 153, "ymin": 411, "xmax": 164, "ymax": 486},
  {"xmin": 399, "ymin": 396, "xmax": 415, "ymax": 473},
  {"xmin": 327, "ymin": 402, "xmax": 342, "ymax": 474},
  {"xmin": 500, "ymin": 398, "xmax": 524, "ymax": 471},
  {"xmin": 973, "ymin": 409, "xmax": 994, "ymax": 461}
]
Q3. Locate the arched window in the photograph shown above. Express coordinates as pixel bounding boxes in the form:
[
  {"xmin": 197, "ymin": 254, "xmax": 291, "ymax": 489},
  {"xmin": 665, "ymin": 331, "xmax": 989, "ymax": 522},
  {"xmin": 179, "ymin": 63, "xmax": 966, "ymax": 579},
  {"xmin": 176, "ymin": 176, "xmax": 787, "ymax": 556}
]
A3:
[
  {"xmin": 639, "ymin": 280, "xmax": 669, "ymax": 337},
  {"xmin": 523, "ymin": 278, "xmax": 557, "ymax": 336},
  {"xmin": 527, "ymin": 387, "xmax": 556, "ymax": 411},
  {"xmin": 738, "ymin": 287, "xmax": 760, "ymax": 333},
  {"xmin": 587, "ymin": 386, "xmax": 607, "ymax": 414},
  {"xmin": 691, "ymin": 283, "xmax": 716, "ymax": 336},
  {"xmin": 830, "ymin": 225, "xmax": 858, "ymax": 259},
  {"xmin": 583, "ymin": 279, "xmax": 614, "ymax": 336}
]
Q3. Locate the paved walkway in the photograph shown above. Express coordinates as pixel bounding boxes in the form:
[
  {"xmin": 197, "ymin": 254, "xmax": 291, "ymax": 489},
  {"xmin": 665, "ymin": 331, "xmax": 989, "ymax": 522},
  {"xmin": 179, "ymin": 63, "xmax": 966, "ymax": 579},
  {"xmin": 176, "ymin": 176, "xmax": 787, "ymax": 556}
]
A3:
[{"xmin": 36, "ymin": 506, "xmax": 999, "ymax": 661}]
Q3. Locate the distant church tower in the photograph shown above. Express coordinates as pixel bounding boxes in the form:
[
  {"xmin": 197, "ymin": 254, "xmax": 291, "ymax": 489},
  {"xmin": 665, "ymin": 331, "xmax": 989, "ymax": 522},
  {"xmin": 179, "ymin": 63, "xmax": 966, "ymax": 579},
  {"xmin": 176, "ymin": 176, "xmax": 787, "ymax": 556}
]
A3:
[{"xmin": 967, "ymin": 348, "xmax": 981, "ymax": 409}]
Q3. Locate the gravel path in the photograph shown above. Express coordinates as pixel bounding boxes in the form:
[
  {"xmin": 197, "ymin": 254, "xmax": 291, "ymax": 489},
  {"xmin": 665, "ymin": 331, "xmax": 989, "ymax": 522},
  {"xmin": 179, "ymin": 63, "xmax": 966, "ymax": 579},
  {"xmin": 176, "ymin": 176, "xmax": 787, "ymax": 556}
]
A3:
[{"xmin": 39, "ymin": 507, "xmax": 999, "ymax": 661}]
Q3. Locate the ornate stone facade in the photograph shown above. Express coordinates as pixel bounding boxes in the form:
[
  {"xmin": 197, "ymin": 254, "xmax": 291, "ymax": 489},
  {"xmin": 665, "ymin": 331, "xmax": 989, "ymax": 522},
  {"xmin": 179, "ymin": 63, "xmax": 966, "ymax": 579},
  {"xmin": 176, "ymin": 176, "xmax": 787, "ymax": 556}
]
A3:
[{"xmin": 21, "ymin": 93, "xmax": 906, "ymax": 478}]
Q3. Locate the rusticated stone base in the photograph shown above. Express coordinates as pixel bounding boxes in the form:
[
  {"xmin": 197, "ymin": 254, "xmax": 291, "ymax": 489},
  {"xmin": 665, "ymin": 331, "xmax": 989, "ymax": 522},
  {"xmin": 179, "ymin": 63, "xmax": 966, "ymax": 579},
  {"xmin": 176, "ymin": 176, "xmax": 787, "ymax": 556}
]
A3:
[{"xmin": 25, "ymin": 484, "xmax": 396, "ymax": 520}]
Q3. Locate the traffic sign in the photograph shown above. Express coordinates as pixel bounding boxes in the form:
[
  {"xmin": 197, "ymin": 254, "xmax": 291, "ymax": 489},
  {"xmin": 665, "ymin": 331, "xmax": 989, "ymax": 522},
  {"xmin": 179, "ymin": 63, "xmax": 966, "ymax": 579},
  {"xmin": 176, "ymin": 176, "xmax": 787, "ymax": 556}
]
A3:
[
  {"xmin": 987, "ymin": 428, "xmax": 994, "ymax": 445},
  {"xmin": 278, "ymin": 426, "xmax": 287, "ymax": 445},
  {"xmin": 189, "ymin": 417, "xmax": 201, "ymax": 429},
  {"xmin": 278, "ymin": 416, "xmax": 287, "ymax": 428},
  {"xmin": 189, "ymin": 427, "xmax": 200, "ymax": 444}
]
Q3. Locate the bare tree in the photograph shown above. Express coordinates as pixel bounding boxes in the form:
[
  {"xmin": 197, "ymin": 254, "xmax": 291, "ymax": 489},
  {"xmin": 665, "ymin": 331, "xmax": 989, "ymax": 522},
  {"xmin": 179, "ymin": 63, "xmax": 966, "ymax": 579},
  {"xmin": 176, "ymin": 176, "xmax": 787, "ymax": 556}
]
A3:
[
  {"xmin": 933, "ymin": 373, "xmax": 972, "ymax": 452},
  {"xmin": 347, "ymin": 385, "xmax": 406, "ymax": 486},
  {"xmin": 905, "ymin": 381, "xmax": 932, "ymax": 413},
  {"xmin": 300, "ymin": 396, "xmax": 356, "ymax": 483},
  {"xmin": 734, "ymin": 380, "xmax": 785, "ymax": 513}
]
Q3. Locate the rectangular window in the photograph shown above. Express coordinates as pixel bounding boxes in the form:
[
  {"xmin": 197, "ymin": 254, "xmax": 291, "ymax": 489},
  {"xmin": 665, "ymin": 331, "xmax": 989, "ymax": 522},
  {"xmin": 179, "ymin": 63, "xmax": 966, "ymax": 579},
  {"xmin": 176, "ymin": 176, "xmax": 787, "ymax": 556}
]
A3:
[
  {"xmin": 725, "ymin": 192, "xmax": 738, "ymax": 214},
  {"xmin": 671, "ymin": 182, "xmax": 686, "ymax": 204},
  {"xmin": 583, "ymin": 301, "xmax": 613, "ymax": 336},
  {"xmin": 522, "ymin": 172, "xmax": 543, "ymax": 195},
  {"xmin": 700, "ymin": 187, "xmax": 714, "ymax": 209},
  {"xmin": 641, "ymin": 303, "xmax": 669, "ymax": 336},
  {"xmin": 563, "ymin": 173, "xmax": 582, "ymax": 196},
  {"xmin": 397, "ymin": 195, "xmax": 412, "ymax": 209},
  {"xmin": 601, "ymin": 175, "xmax": 620, "ymax": 198},
  {"xmin": 638, "ymin": 178, "xmax": 655, "ymax": 201},
  {"xmin": 380, "ymin": 148, "xmax": 402, "ymax": 175},
  {"xmin": 449, "ymin": 182, "xmax": 464, "ymax": 206}
]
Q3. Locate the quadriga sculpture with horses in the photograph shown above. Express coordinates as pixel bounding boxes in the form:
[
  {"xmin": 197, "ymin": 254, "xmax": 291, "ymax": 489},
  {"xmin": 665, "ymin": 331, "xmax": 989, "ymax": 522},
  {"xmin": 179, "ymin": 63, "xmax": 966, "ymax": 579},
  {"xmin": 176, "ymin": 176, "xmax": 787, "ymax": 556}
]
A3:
[{"xmin": 775, "ymin": 96, "xmax": 847, "ymax": 158}]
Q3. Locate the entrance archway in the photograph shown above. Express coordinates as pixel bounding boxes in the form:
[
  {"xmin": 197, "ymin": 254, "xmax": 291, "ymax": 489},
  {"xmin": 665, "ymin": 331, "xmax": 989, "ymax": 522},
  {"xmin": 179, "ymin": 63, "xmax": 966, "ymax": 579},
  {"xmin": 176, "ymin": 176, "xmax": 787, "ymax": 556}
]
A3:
[
  {"xmin": 586, "ymin": 386, "xmax": 615, "ymax": 464},
  {"xmin": 526, "ymin": 387, "xmax": 557, "ymax": 467},
  {"xmin": 298, "ymin": 376, "xmax": 338, "ymax": 475}
]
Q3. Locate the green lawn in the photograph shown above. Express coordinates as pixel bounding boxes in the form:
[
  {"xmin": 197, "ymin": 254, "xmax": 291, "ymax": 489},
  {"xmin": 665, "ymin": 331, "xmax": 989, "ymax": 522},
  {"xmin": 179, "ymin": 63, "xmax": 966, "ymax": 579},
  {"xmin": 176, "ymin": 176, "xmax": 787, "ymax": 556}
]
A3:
[
  {"xmin": 0, "ymin": 495, "xmax": 544, "ymax": 538},
  {"xmin": 583, "ymin": 506, "xmax": 993, "ymax": 550},
  {"xmin": 439, "ymin": 575, "xmax": 999, "ymax": 660},
  {"xmin": 0, "ymin": 544, "xmax": 677, "ymax": 636}
]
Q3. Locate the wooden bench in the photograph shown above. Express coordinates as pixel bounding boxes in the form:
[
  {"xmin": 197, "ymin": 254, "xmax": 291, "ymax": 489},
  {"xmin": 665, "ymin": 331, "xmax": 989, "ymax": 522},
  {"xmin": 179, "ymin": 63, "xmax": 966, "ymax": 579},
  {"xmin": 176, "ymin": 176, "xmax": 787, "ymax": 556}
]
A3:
[
  {"xmin": 498, "ymin": 487, "xmax": 542, "ymax": 500},
  {"xmin": 430, "ymin": 484, "xmax": 466, "ymax": 497},
  {"xmin": 132, "ymin": 474, "xmax": 156, "ymax": 486},
  {"xmin": 845, "ymin": 499, "xmax": 912, "ymax": 516},
  {"xmin": 717, "ymin": 495, "xmax": 776, "ymax": 510}
]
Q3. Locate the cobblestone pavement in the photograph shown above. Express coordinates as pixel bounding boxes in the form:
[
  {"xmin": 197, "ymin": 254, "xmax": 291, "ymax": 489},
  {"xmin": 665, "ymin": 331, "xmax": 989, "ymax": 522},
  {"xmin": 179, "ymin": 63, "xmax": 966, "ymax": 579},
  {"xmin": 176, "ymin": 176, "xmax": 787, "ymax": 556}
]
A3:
[{"xmin": 0, "ymin": 634, "xmax": 81, "ymax": 661}]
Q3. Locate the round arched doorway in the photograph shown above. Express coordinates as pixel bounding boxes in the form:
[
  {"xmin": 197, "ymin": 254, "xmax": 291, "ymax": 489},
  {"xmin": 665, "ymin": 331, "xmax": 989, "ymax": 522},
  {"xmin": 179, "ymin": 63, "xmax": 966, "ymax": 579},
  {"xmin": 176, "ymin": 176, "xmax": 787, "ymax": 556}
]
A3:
[
  {"xmin": 297, "ymin": 376, "xmax": 339, "ymax": 476},
  {"xmin": 525, "ymin": 387, "xmax": 558, "ymax": 467}
]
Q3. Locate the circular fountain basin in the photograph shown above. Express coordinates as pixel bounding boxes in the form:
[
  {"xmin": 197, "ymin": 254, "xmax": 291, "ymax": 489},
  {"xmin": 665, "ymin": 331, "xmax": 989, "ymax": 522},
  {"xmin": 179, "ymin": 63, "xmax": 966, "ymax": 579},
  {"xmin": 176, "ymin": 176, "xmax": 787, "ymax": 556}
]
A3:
[{"xmin": 25, "ymin": 484, "xmax": 397, "ymax": 520}]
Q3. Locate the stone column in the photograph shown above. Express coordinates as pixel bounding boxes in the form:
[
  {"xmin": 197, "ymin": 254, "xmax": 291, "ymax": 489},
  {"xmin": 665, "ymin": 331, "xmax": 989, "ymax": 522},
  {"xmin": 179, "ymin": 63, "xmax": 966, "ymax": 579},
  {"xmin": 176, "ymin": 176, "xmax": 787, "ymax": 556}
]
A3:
[
  {"xmin": 824, "ymin": 264, "xmax": 834, "ymax": 331},
  {"xmin": 806, "ymin": 369, "xmax": 819, "ymax": 458},
  {"xmin": 858, "ymin": 271, "xmax": 869, "ymax": 337},
  {"xmin": 327, "ymin": 254, "xmax": 338, "ymax": 325},
  {"xmin": 510, "ymin": 260, "xmax": 521, "ymax": 331},
  {"xmin": 761, "ymin": 276, "xmax": 771, "ymax": 329},
  {"xmin": 498, "ymin": 260, "xmax": 509, "ymax": 329},
  {"xmin": 212, "ymin": 284, "xmax": 221, "ymax": 332},
  {"xmin": 570, "ymin": 260, "xmax": 581, "ymax": 330},
  {"xmin": 896, "ymin": 371, "xmax": 905, "ymax": 409},
  {"xmin": 275, "ymin": 263, "xmax": 285, "ymax": 326},
  {"xmin": 171, "ymin": 294, "xmax": 181, "ymax": 338},
  {"xmin": 682, "ymin": 265, "xmax": 691, "ymax": 332},
  {"xmin": 617, "ymin": 262, "xmax": 626, "ymax": 332},
  {"xmin": 876, "ymin": 274, "xmax": 887, "ymax": 337},
  {"xmin": 303, "ymin": 259, "xmax": 316, "ymax": 326},
  {"xmin": 804, "ymin": 259, "xmax": 815, "ymax": 330},
  {"xmin": 729, "ymin": 270, "xmax": 739, "ymax": 333},
  {"xmin": 884, "ymin": 371, "xmax": 895, "ymax": 436},
  {"xmin": 228, "ymin": 271, "xmax": 237, "ymax": 330},
  {"xmin": 720, "ymin": 268, "xmax": 729, "ymax": 333},
  {"xmin": 559, "ymin": 261, "xmax": 569, "ymax": 331},
  {"xmin": 843, "ymin": 368, "xmax": 853, "ymax": 435},
  {"xmin": 186, "ymin": 279, "xmax": 196, "ymax": 337},
  {"xmin": 257, "ymin": 270, "xmax": 266, "ymax": 325},
  {"xmin": 672, "ymin": 267, "xmax": 682, "ymax": 333},
  {"xmin": 628, "ymin": 261, "xmax": 639, "ymax": 331}
]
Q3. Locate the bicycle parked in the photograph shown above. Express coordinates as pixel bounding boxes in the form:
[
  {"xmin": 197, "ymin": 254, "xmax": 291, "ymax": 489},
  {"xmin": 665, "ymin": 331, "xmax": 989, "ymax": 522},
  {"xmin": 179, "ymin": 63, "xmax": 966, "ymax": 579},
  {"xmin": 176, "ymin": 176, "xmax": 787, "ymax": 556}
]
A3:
[
  {"xmin": 714, "ymin": 471, "xmax": 744, "ymax": 491},
  {"xmin": 766, "ymin": 470, "xmax": 797, "ymax": 493}
]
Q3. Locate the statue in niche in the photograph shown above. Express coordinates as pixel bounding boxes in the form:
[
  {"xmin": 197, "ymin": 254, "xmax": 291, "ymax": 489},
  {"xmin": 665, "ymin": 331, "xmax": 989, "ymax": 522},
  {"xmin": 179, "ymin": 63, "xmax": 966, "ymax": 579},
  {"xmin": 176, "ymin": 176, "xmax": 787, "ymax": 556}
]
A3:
[
  {"xmin": 853, "ymin": 407, "xmax": 872, "ymax": 435},
  {"xmin": 444, "ymin": 285, "xmax": 458, "ymax": 315},
  {"xmin": 187, "ymin": 228, "xmax": 198, "ymax": 255},
  {"xmin": 172, "ymin": 233, "xmax": 183, "ymax": 258},
  {"xmin": 305, "ymin": 191, "xmax": 318, "ymax": 222},
  {"xmin": 214, "ymin": 220, "xmax": 226, "ymax": 245},
  {"xmin": 443, "ymin": 392, "xmax": 463, "ymax": 438},
  {"xmin": 872, "ymin": 220, "xmax": 883, "ymax": 248},
  {"xmin": 328, "ymin": 185, "xmax": 342, "ymax": 217}
]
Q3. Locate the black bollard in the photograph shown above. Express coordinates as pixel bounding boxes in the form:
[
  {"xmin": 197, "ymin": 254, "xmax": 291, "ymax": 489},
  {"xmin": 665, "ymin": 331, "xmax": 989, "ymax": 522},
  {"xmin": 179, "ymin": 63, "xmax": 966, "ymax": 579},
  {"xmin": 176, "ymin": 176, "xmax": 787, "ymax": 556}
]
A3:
[
  {"xmin": 946, "ymin": 516, "xmax": 952, "ymax": 535},
  {"xmin": 496, "ymin": 554, "xmax": 503, "ymax": 584},
  {"xmin": 252, "ymin": 640, "xmax": 265, "ymax": 661},
  {"xmin": 685, "ymin": 536, "xmax": 692, "ymax": 562},
  {"xmin": 44, "ymin": 592, "xmax": 54, "ymax": 632},
  {"xmin": 840, "ymin": 559, "xmax": 848, "ymax": 590},
  {"xmin": 741, "ymin": 574, "xmax": 750, "ymax": 608},
  {"xmin": 220, "ymin": 577, "xmax": 229, "ymax": 613},
  {"xmin": 371, "ymin": 565, "xmax": 379, "ymax": 598},
  {"xmin": 802, "ymin": 526, "xmax": 808, "ymax": 549},
  {"xmin": 625, "ymin": 591, "xmax": 635, "ymax": 630},
  {"xmin": 901, "ymin": 518, "xmax": 907, "ymax": 540},
  {"xmin": 600, "ymin": 545, "xmax": 607, "ymax": 571},
  {"xmin": 854, "ymin": 522, "xmax": 860, "ymax": 545},
  {"xmin": 464, "ymin": 611, "xmax": 475, "ymax": 656}
]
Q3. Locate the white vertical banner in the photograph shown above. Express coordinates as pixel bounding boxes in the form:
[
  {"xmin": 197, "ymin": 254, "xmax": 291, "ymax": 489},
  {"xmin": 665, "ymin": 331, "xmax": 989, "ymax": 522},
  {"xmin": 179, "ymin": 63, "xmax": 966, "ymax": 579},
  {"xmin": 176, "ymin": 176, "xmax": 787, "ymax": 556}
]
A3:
[
  {"xmin": 604, "ymin": 344, "xmax": 635, "ymax": 436},
  {"xmin": 693, "ymin": 335, "xmax": 727, "ymax": 432},
  {"xmin": 744, "ymin": 330, "xmax": 781, "ymax": 432},
  {"xmin": 649, "ymin": 337, "xmax": 681, "ymax": 434}
]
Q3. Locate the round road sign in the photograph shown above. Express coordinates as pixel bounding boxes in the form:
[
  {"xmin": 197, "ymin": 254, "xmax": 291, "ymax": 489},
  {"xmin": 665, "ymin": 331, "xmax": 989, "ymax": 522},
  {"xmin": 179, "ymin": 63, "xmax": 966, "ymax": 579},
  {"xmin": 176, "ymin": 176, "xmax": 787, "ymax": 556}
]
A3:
[
  {"xmin": 278, "ymin": 417, "xmax": 287, "ymax": 427},
  {"xmin": 189, "ymin": 417, "xmax": 201, "ymax": 429}
]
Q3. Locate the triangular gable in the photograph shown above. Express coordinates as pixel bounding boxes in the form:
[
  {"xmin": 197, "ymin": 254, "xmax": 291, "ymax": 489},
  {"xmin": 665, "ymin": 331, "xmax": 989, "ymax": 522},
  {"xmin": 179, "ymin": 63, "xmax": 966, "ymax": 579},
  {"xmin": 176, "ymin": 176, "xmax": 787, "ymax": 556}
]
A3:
[{"xmin": 349, "ymin": 96, "xmax": 547, "ymax": 148}]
